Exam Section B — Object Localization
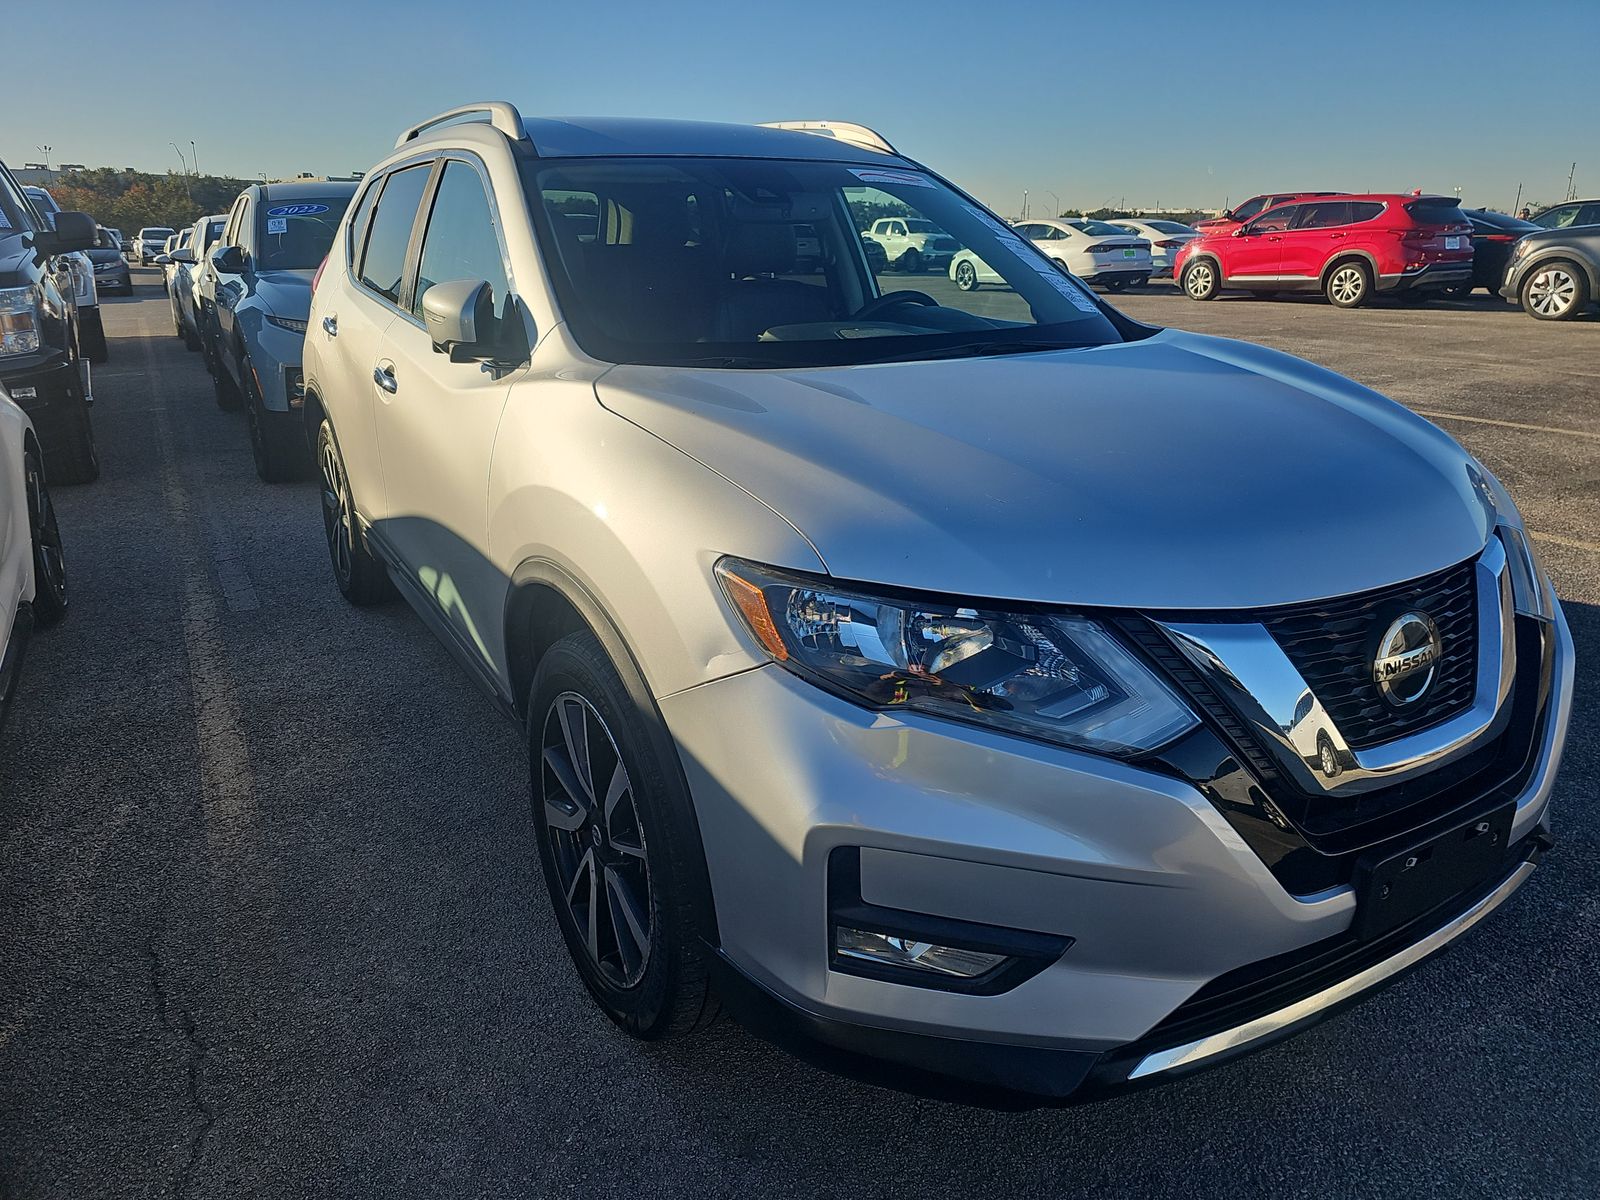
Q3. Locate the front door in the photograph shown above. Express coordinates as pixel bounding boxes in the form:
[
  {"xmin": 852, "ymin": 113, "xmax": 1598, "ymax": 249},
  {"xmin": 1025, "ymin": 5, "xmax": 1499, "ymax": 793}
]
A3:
[
  {"xmin": 1227, "ymin": 205, "xmax": 1296, "ymax": 280},
  {"xmin": 373, "ymin": 157, "xmax": 520, "ymax": 679},
  {"xmin": 1278, "ymin": 200, "xmax": 1352, "ymax": 280}
]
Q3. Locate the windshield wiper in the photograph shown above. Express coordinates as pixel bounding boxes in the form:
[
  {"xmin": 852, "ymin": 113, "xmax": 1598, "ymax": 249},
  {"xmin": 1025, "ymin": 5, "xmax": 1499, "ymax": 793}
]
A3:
[{"xmin": 857, "ymin": 339, "xmax": 1099, "ymax": 365}]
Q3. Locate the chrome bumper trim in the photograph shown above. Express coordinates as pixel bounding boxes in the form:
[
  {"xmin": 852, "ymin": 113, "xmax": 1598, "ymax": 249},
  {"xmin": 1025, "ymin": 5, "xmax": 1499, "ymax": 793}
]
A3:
[{"xmin": 1128, "ymin": 859, "xmax": 1536, "ymax": 1079}]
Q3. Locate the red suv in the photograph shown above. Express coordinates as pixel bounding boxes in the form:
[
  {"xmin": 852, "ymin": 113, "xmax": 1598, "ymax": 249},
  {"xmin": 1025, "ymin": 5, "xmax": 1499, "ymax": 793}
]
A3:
[
  {"xmin": 1175, "ymin": 194, "xmax": 1475, "ymax": 308},
  {"xmin": 1194, "ymin": 191, "xmax": 1343, "ymax": 234}
]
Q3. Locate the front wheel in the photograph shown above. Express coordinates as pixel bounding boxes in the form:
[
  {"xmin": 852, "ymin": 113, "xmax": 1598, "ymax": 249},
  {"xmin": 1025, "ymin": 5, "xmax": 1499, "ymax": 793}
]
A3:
[
  {"xmin": 953, "ymin": 259, "xmax": 980, "ymax": 291},
  {"xmin": 1325, "ymin": 261, "xmax": 1371, "ymax": 308},
  {"xmin": 1182, "ymin": 259, "xmax": 1219, "ymax": 301},
  {"xmin": 530, "ymin": 632, "xmax": 719, "ymax": 1040},
  {"xmin": 899, "ymin": 248, "xmax": 922, "ymax": 274},
  {"xmin": 1521, "ymin": 260, "xmax": 1589, "ymax": 320},
  {"xmin": 24, "ymin": 448, "xmax": 67, "ymax": 628},
  {"xmin": 212, "ymin": 345, "xmax": 243, "ymax": 411}
]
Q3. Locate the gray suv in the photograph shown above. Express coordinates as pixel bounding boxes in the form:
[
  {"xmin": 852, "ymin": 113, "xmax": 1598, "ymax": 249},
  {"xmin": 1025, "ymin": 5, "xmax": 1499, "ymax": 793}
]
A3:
[
  {"xmin": 1500, "ymin": 225, "xmax": 1599, "ymax": 320},
  {"xmin": 303, "ymin": 104, "xmax": 1574, "ymax": 1100}
]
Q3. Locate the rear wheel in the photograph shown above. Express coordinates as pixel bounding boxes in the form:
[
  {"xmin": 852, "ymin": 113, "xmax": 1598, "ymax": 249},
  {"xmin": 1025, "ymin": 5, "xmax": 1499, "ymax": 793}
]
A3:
[
  {"xmin": 530, "ymin": 632, "xmax": 719, "ymax": 1040},
  {"xmin": 953, "ymin": 259, "xmax": 980, "ymax": 291},
  {"xmin": 1105, "ymin": 278, "xmax": 1129, "ymax": 293},
  {"xmin": 1182, "ymin": 259, "xmax": 1219, "ymax": 300},
  {"xmin": 1325, "ymin": 260, "xmax": 1371, "ymax": 308},
  {"xmin": 1521, "ymin": 260, "xmax": 1588, "ymax": 320},
  {"xmin": 23, "ymin": 448, "xmax": 67, "ymax": 628},
  {"xmin": 899, "ymin": 248, "xmax": 921, "ymax": 274},
  {"xmin": 316, "ymin": 420, "xmax": 389, "ymax": 605}
]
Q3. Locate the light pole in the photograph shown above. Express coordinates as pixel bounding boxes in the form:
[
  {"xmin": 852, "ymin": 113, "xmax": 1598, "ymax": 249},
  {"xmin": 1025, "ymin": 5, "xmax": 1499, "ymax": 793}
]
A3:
[
  {"xmin": 35, "ymin": 145, "xmax": 52, "ymax": 170},
  {"xmin": 190, "ymin": 140, "xmax": 199, "ymax": 178},
  {"xmin": 1022, "ymin": 189, "xmax": 1029, "ymax": 219},
  {"xmin": 1045, "ymin": 190, "xmax": 1060, "ymax": 217},
  {"xmin": 170, "ymin": 142, "xmax": 192, "ymax": 201}
]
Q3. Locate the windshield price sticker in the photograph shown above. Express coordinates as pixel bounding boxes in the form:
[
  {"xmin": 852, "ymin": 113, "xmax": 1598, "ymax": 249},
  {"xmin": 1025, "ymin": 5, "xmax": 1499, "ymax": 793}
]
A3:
[
  {"xmin": 267, "ymin": 218, "xmax": 288, "ymax": 235},
  {"xmin": 266, "ymin": 203, "xmax": 330, "ymax": 217}
]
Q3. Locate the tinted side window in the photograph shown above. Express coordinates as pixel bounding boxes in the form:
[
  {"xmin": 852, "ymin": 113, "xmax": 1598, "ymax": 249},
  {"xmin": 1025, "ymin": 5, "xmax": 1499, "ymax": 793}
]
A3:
[
  {"xmin": 1349, "ymin": 202, "xmax": 1385, "ymax": 224},
  {"xmin": 346, "ymin": 177, "xmax": 381, "ymax": 271},
  {"xmin": 359, "ymin": 164, "xmax": 432, "ymax": 305},
  {"xmin": 1577, "ymin": 204, "xmax": 1600, "ymax": 228},
  {"xmin": 1251, "ymin": 205, "xmax": 1296, "ymax": 233},
  {"xmin": 1294, "ymin": 202, "xmax": 1351, "ymax": 230},
  {"xmin": 234, "ymin": 198, "xmax": 253, "ymax": 252},
  {"xmin": 411, "ymin": 160, "xmax": 511, "ymax": 321},
  {"xmin": 1232, "ymin": 196, "xmax": 1268, "ymax": 221}
]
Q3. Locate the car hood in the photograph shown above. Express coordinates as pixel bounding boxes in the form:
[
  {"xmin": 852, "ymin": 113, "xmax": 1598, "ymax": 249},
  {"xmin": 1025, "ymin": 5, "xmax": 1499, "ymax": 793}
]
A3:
[
  {"xmin": 595, "ymin": 330, "xmax": 1492, "ymax": 610},
  {"xmin": 252, "ymin": 269, "xmax": 314, "ymax": 318}
]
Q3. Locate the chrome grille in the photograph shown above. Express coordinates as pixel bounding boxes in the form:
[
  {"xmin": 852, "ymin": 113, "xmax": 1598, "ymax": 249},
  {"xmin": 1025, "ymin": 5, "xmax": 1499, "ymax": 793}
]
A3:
[{"xmin": 1259, "ymin": 559, "xmax": 1478, "ymax": 750}]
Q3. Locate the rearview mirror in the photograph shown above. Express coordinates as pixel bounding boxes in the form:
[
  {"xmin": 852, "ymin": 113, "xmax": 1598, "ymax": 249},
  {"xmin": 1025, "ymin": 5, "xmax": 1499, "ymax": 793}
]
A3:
[
  {"xmin": 211, "ymin": 244, "xmax": 246, "ymax": 274},
  {"xmin": 421, "ymin": 279, "xmax": 496, "ymax": 362},
  {"xmin": 42, "ymin": 210, "xmax": 98, "ymax": 253}
]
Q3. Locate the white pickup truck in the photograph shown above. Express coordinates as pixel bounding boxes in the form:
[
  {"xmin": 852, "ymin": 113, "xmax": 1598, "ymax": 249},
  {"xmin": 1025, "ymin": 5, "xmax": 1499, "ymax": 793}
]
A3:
[{"xmin": 860, "ymin": 216, "xmax": 961, "ymax": 274}]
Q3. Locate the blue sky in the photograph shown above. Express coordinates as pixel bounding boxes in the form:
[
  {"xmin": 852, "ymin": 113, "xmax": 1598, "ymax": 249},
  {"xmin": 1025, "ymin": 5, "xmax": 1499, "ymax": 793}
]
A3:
[{"xmin": 9, "ymin": 0, "xmax": 1597, "ymax": 214}]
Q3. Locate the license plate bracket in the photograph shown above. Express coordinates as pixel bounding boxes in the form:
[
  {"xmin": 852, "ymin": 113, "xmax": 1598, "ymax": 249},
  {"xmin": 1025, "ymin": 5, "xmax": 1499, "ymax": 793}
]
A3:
[{"xmin": 1352, "ymin": 804, "xmax": 1514, "ymax": 941}]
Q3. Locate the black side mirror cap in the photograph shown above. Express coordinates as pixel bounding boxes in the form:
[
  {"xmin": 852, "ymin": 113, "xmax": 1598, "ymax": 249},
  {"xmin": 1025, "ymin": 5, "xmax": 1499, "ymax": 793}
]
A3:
[
  {"xmin": 211, "ymin": 244, "xmax": 247, "ymax": 273},
  {"xmin": 42, "ymin": 210, "xmax": 98, "ymax": 254}
]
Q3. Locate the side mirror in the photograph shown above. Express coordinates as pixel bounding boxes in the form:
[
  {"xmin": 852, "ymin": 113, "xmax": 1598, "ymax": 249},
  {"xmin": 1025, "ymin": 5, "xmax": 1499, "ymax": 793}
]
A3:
[
  {"xmin": 1232, "ymin": 225, "xmax": 1252, "ymax": 237},
  {"xmin": 42, "ymin": 210, "xmax": 98, "ymax": 253},
  {"xmin": 211, "ymin": 244, "xmax": 246, "ymax": 274},
  {"xmin": 421, "ymin": 278, "xmax": 496, "ymax": 362},
  {"xmin": 154, "ymin": 254, "xmax": 172, "ymax": 265},
  {"xmin": 172, "ymin": 247, "xmax": 196, "ymax": 265}
]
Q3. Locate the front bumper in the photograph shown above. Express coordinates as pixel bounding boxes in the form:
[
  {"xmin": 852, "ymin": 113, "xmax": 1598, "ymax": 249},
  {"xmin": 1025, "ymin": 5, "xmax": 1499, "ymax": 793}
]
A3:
[
  {"xmin": 664, "ymin": 601, "xmax": 1572, "ymax": 1099},
  {"xmin": 0, "ymin": 354, "xmax": 88, "ymax": 465}
]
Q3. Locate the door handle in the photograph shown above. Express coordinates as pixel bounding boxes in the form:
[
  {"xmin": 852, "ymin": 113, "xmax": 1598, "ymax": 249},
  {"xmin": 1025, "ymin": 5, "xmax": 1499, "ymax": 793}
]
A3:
[
  {"xmin": 322, "ymin": 315, "xmax": 338, "ymax": 336},
  {"xmin": 1329, "ymin": 232, "xmax": 1347, "ymax": 239},
  {"xmin": 373, "ymin": 360, "xmax": 398, "ymax": 394}
]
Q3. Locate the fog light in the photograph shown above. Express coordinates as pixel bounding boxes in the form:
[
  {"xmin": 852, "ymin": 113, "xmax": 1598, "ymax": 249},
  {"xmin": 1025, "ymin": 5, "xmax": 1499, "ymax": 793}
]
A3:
[
  {"xmin": 286, "ymin": 368, "xmax": 306, "ymax": 409},
  {"xmin": 835, "ymin": 926, "xmax": 1007, "ymax": 979}
]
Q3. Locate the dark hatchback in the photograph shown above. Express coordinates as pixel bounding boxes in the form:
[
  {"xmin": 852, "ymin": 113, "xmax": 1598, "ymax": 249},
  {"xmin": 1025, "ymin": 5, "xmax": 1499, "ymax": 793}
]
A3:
[
  {"xmin": 88, "ymin": 227, "xmax": 131, "ymax": 294},
  {"xmin": 1457, "ymin": 209, "xmax": 1541, "ymax": 296}
]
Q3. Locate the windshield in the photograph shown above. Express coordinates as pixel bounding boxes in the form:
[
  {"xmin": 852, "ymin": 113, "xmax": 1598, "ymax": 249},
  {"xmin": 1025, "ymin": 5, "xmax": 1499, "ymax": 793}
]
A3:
[
  {"xmin": 142, "ymin": 228, "xmax": 174, "ymax": 239},
  {"xmin": 903, "ymin": 219, "xmax": 941, "ymax": 234},
  {"xmin": 255, "ymin": 196, "xmax": 352, "ymax": 270},
  {"xmin": 1145, "ymin": 220, "xmax": 1198, "ymax": 235},
  {"xmin": 24, "ymin": 188, "xmax": 60, "ymax": 214},
  {"xmin": 527, "ymin": 156, "xmax": 1121, "ymax": 368}
]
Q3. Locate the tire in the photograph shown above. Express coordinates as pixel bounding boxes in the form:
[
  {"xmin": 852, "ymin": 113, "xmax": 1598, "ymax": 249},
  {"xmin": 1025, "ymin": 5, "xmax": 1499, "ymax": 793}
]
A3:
[
  {"xmin": 899, "ymin": 248, "xmax": 921, "ymax": 274},
  {"xmin": 48, "ymin": 397, "xmax": 100, "ymax": 486},
  {"xmin": 23, "ymin": 448, "xmax": 67, "ymax": 629},
  {"xmin": 529, "ymin": 631, "xmax": 719, "ymax": 1041},
  {"xmin": 1520, "ymin": 260, "xmax": 1589, "ymax": 321},
  {"xmin": 1182, "ymin": 258, "xmax": 1220, "ymax": 301},
  {"xmin": 212, "ymin": 344, "xmax": 243, "ymax": 412},
  {"xmin": 172, "ymin": 296, "xmax": 185, "ymax": 339},
  {"xmin": 953, "ymin": 259, "xmax": 980, "ymax": 291},
  {"xmin": 315, "ymin": 419, "xmax": 390, "ymax": 605},
  {"xmin": 1105, "ymin": 278, "xmax": 1129, "ymax": 293},
  {"xmin": 1324, "ymin": 260, "xmax": 1371, "ymax": 308},
  {"xmin": 182, "ymin": 311, "xmax": 201, "ymax": 351},
  {"xmin": 246, "ymin": 377, "xmax": 309, "ymax": 484},
  {"xmin": 1442, "ymin": 282, "xmax": 1473, "ymax": 301}
]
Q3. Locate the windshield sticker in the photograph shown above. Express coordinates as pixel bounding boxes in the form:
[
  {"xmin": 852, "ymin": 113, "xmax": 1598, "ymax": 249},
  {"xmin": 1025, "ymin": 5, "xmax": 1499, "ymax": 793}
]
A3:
[
  {"xmin": 266, "ymin": 217, "xmax": 288, "ymax": 235},
  {"xmin": 266, "ymin": 203, "xmax": 330, "ymax": 217},
  {"xmin": 849, "ymin": 168, "xmax": 934, "ymax": 189}
]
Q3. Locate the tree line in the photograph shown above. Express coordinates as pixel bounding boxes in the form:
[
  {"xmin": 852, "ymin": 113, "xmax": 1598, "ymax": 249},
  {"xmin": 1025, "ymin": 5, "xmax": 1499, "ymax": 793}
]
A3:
[{"xmin": 38, "ymin": 169, "xmax": 253, "ymax": 234}]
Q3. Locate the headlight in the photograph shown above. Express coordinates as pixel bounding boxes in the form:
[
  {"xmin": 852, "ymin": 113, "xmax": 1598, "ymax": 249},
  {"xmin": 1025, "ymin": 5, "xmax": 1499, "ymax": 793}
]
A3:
[
  {"xmin": 0, "ymin": 287, "xmax": 41, "ymax": 357},
  {"xmin": 716, "ymin": 559, "xmax": 1198, "ymax": 756},
  {"xmin": 265, "ymin": 315, "xmax": 309, "ymax": 333},
  {"xmin": 1468, "ymin": 462, "xmax": 1555, "ymax": 619}
]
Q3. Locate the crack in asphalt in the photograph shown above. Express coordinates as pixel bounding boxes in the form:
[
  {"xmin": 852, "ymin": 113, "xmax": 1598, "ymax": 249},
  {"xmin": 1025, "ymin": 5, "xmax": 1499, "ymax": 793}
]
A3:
[{"xmin": 145, "ymin": 939, "xmax": 217, "ymax": 1198}]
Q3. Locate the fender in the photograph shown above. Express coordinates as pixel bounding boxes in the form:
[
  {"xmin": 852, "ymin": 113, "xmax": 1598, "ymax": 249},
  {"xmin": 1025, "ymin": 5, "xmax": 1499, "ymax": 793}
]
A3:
[
  {"xmin": 1320, "ymin": 248, "xmax": 1380, "ymax": 284},
  {"xmin": 1514, "ymin": 247, "xmax": 1600, "ymax": 295}
]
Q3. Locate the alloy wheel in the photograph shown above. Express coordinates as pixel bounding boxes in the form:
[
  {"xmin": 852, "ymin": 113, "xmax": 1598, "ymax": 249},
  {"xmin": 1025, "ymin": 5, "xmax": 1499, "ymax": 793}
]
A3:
[
  {"xmin": 1330, "ymin": 265, "xmax": 1365, "ymax": 305},
  {"xmin": 1185, "ymin": 262, "xmax": 1213, "ymax": 298},
  {"xmin": 318, "ymin": 436, "xmax": 353, "ymax": 583},
  {"xmin": 540, "ymin": 692, "xmax": 653, "ymax": 989},
  {"xmin": 955, "ymin": 260, "xmax": 977, "ymax": 290},
  {"xmin": 1527, "ymin": 267, "xmax": 1577, "ymax": 317}
]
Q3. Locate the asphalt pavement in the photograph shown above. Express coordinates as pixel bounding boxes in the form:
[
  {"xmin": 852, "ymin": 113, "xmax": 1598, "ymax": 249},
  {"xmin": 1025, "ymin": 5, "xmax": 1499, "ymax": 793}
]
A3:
[{"xmin": 1, "ymin": 270, "xmax": 1596, "ymax": 1198}]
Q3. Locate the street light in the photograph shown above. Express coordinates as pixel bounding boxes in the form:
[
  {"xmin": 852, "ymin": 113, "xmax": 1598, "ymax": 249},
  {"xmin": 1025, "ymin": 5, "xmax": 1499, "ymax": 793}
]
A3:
[
  {"xmin": 190, "ymin": 140, "xmax": 199, "ymax": 178},
  {"xmin": 1045, "ymin": 190, "xmax": 1060, "ymax": 217},
  {"xmin": 170, "ymin": 142, "xmax": 192, "ymax": 201},
  {"xmin": 35, "ymin": 145, "xmax": 52, "ymax": 170}
]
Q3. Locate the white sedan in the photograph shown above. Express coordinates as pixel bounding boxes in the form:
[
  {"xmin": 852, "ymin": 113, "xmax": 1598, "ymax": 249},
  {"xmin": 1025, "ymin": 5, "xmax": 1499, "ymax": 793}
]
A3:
[
  {"xmin": 0, "ymin": 383, "xmax": 68, "ymax": 737},
  {"xmin": 1110, "ymin": 218, "xmax": 1202, "ymax": 278},
  {"xmin": 950, "ymin": 218, "xmax": 1151, "ymax": 292}
]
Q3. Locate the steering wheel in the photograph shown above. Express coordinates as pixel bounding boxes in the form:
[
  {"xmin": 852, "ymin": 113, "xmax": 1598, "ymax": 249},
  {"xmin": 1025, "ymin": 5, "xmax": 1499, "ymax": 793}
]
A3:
[{"xmin": 852, "ymin": 290, "xmax": 939, "ymax": 321}]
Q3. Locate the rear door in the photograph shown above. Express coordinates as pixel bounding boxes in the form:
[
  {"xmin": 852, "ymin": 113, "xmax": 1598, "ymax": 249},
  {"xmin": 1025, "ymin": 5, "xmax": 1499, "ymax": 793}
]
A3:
[
  {"xmin": 320, "ymin": 161, "xmax": 434, "ymax": 515},
  {"xmin": 372, "ymin": 156, "xmax": 520, "ymax": 675},
  {"xmin": 1280, "ymin": 200, "xmax": 1352, "ymax": 279}
]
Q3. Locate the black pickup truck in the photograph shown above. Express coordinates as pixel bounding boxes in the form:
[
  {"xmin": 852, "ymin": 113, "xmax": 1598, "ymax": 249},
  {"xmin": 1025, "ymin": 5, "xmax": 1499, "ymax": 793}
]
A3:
[{"xmin": 0, "ymin": 160, "xmax": 99, "ymax": 483}]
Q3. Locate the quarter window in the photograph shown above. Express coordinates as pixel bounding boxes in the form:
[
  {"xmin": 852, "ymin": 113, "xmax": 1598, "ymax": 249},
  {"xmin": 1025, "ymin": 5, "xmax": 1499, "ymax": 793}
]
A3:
[
  {"xmin": 359, "ymin": 163, "xmax": 432, "ymax": 305},
  {"xmin": 1578, "ymin": 204, "xmax": 1600, "ymax": 228},
  {"xmin": 1348, "ymin": 202, "xmax": 1384, "ymax": 223},
  {"xmin": 412, "ymin": 160, "xmax": 512, "ymax": 322}
]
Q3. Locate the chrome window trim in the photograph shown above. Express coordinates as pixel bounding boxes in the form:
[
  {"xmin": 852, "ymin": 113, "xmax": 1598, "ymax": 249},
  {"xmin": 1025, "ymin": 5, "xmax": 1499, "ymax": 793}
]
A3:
[
  {"xmin": 1157, "ymin": 538, "xmax": 1515, "ymax": 797},
  {"xmin": 1128, "ymin": 857, "xmax": 1537, "ymax": 1080}
]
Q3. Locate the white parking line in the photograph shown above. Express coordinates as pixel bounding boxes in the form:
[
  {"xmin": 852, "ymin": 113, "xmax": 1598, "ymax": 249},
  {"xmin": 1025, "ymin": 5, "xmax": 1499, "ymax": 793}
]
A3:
[
  {"xmin": 1414, "ymin": 410, "xmax": 1600, "ymax": 443},
  {"xmin": 1529, "ymin": 530, "xmax": 1600, "ymax": 555}
]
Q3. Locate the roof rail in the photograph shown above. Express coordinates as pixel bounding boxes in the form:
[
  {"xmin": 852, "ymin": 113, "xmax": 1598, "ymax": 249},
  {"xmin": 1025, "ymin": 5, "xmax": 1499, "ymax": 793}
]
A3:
[
  {"xmin": 758, "ymin": 121, "xmax": 898, "ymax": 156},
  {"xmin": 396, "ymin": 102, "xmax": 527, "ymax": 149}
]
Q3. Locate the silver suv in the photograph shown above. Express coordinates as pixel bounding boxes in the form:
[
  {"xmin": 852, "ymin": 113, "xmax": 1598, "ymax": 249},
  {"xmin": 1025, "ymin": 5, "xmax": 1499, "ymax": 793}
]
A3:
[{"xmin": 303, "ymin": 103, "xmax": 1573, "ymax": 1100}]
